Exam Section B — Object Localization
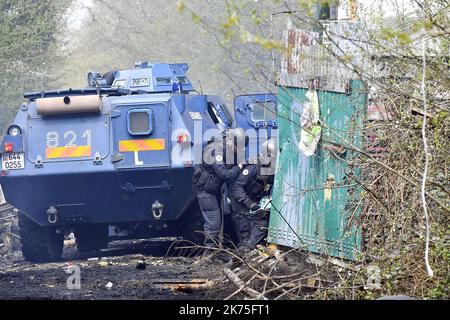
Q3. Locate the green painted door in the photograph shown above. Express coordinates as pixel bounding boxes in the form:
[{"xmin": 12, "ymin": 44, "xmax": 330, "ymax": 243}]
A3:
[{"xmin": 268, "ymin": 80, "xmax": 367, "ymax": 260}]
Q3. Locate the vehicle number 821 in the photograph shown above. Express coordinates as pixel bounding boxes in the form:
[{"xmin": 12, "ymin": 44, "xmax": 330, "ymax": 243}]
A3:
[{"xmin": 46, "ymin": 129, "xmax": 92, "ymax": 148}]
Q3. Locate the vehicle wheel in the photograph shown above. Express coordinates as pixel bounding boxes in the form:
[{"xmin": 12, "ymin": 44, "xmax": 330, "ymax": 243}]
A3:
[
  {"xmin": 18, "ymin": 212, "xmax": 64, "ymax": 262},
  {"xmin": 74, "ymin": 224, "xmax": 109, "ymax": 253}
]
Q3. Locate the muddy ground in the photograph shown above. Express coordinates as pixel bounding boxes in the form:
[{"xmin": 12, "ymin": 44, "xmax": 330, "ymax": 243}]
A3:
[{"xmin": 0, "ymin": 239, "xmax": 229, "ymax": 300}]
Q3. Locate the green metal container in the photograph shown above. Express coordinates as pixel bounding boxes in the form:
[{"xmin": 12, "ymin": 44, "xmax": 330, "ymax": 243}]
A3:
[{"xmin": 268, "ymin": 80, "xmax": 367, "ymax": 260}]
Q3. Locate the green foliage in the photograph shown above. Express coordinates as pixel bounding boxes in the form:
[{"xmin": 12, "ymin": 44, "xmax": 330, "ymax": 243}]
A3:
[
  {"xmin": 397, "ymin": 32, "xmax": 412, "ymax": 46},
  {"xmin": 185, "ymin": 0, "xmax": 449, "ymax": 300},
  {"xmin": 62, "ymin": 0, "xmax": 279, "ymax": 108},
  {"xmin": 0, "ymin": 0, "xmax": 70, "ymax": 133}
]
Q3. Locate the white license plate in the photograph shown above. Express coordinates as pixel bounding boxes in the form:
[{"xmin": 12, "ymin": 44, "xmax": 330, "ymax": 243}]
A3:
[{"xmin": 1, "ymin": 152, "xmax": 25, "ymax": 170}]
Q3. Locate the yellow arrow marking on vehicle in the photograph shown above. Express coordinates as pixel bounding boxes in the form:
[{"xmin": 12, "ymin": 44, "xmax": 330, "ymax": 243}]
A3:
[
  {"xmin": 119, "ymin": 139, "xmax": 165, "ymax": 152},
  {"xmin": 46, "ymin": 146, "xmax": 92, "ymax": 159}
]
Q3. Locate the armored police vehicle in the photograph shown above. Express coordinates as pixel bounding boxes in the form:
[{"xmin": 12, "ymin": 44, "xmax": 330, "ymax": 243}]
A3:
[{"xmin": 0, "ymin": 61, "xmax": 277, "ymax": 262}]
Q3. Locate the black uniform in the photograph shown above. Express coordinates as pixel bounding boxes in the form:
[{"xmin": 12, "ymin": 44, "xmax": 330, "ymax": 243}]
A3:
[
  {"xmin": 193, "ymin": 142, "xmax": 241, "ymax": 248},
  {"xmin": 230, "ymin": 164, "xmax": 273, "ymax": 249}
]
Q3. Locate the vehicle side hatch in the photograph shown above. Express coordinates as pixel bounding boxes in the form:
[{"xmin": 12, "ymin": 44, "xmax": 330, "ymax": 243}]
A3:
[
  {"xmin": 111, "ymin": 101, "xmax": 172, "ymax": 191},
  {"xmin": 234, "ymin": 93, "xmax": 278, "ymax": 158}
]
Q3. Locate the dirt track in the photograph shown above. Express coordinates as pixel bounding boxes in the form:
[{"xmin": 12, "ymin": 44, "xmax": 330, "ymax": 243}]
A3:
[{"xmin": 0, "ymin": 239, "xmax": 224, "ymax": 300}]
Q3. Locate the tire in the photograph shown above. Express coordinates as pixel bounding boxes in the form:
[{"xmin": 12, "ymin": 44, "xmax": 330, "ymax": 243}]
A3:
[
  {"xmin": 18, "ymin": 212, "xmax": 64, "ymax": 262},
  {"xmin": 74, "ymin": 224, "xmax": 109, "ymax": 253}
]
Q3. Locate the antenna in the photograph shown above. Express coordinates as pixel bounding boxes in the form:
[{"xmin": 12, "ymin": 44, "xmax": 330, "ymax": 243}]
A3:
[{"xmin": 198, "ymin": 80, "xmax": 204, "ymax": 95}]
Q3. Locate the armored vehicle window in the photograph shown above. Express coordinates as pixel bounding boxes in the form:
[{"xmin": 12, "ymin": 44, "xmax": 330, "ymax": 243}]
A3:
[
  {"xmin": 131, "ymin": 78, "xmax": 150, "ymax": 87},
  {"xmin": 216, "ymin": 103, "xmax": 233, "ymax": 127},
  {"xmin": 127, "ymin": 109, "xmax": 153, "ymax": 136},
  {"xmin": 207, "ymin": 102, "xmax": 233, "ymax": 127},
  {"xmin": 176, "ymin": 76, "xmax": 188, "ymax": 84},
  {"xmin": 250, "ymin": 102, "xmax": 277, "ymax": 122},
  {"xmin": 155, "ymin": 77, "xmax": 172, "ymax": 86},
  {"xmin": 207, "ymin": 102, "xmax": 220, "ymax": 124},
  {"xmin": 112, "ymin": 79, "xmax": 127, "ymax": 88}
]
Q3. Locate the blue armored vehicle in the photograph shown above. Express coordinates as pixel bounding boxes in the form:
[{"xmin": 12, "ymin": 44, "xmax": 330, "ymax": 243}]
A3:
[{"xmin": 0, "ymin": 61, "xmax": 277, "ymax": 262}]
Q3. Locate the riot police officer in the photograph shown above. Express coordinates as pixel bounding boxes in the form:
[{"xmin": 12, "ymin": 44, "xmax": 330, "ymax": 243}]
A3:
[
  {"xmin": 230, "ymin": 139, "xmax": 276, "ymax": 252},
  {"xmin": 192, "ymin": 131, "xmax": 243, "ymax": 251},
  {"xmin": 221, "ymin": 128, "xmax": 249, "ymax": 245}
]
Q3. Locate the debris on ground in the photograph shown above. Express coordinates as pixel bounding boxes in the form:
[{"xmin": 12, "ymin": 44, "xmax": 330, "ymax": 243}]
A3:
[
  {"xmin": 0, "ymin": 240, "xmax": 223, "ymax": 299},
  {"xmin": 152, "ymin": 278, "xmax": 216, "ymax": 293},
  {"xmin": 136, "ymin": 261, "xmax": 147, "ymax": 270},
  {"xmin": 216, "ymin": 245, "xmax": 340, "ymax": 300},
  {"xmin": 105, "ymin": 282, "xmax": 114, "ymax": 290},
  {"xmin": 0, "ymin": 203, "xmax": 19, "ymax": 256}
]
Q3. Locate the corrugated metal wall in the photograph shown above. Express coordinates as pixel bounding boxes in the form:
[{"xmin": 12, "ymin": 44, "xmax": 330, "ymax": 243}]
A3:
[
  {"xmin": 280, "ymin": 21, "xmax": 366, "ymax": 93},
  {"xmin": 268, "ymin": 80, "xmax": 367, "ymax": 260}
]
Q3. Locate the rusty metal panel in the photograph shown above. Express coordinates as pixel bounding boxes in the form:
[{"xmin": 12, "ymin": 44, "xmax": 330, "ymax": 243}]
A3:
[
  {"xmin": 280, "ymin": 20, "xmax": 366, "ymax": 93},
  {"xmin": 268, "ymin": 80, "xmax": 367, "ymax": 260}
]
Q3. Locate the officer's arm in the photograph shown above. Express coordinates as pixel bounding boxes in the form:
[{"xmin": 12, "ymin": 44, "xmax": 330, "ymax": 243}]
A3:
[
  {"xmin": 212, "ymin": 163, "xmax": 241, "ymax": 182},
  {"xmin": 231, "ymin": 168, "xmax": 256, "ymax": 209}
]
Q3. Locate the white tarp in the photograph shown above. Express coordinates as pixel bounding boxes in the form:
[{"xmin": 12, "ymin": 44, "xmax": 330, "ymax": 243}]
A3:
[{"xmin": 298, "ymin": 89, "xmax": 322, "ymax": 156}]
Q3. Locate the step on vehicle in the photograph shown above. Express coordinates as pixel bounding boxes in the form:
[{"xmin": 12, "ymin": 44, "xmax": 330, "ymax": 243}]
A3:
[{"xmin": 0, "ymin": 61, "xmax": 277, "ymax": 262}]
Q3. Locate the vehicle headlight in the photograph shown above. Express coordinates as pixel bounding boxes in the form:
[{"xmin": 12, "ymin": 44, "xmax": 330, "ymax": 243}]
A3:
[{"xmin": 8, "ymin": 125, "xmax": 22, "ymax": 137}]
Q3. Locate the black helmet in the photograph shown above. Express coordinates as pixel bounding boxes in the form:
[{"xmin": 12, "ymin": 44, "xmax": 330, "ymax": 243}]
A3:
[{"xmin": 258, "ymin": 138, "xmax": 277, "ymax": 167}]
